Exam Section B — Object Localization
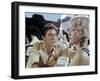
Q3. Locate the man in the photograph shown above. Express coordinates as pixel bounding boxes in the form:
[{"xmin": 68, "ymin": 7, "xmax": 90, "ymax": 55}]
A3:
[
  {"xmin": 26, "ymin": 23, "xmax": 62, "ymax": 68},
  {"xmin": 26, "ymin": 23, "xmax": 78, "ymax": 68}
]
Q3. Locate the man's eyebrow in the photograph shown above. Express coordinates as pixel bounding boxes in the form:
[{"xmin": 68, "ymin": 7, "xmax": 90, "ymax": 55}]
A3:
[{"xmin": 49, "ymin": 33, "xmax": 57, "ymax": 35}]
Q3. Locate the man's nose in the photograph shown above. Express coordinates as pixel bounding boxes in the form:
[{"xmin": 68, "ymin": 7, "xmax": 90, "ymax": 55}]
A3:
[
  {"xmin": 51, "ymin": 35, "xmax": 56, "ymax": 40},
  {"xmin": 68, "ymin": 32, "xmax": 71, "ymax": 37}
]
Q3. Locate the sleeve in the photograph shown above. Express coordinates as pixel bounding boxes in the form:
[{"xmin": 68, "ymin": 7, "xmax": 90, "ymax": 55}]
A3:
[
  {"xmin": 80, "ymin": 50, "xmax": 90, "ymax": 65},
  {"xmin": 26, "ymin": 43, "xmax": 40, "ymax": 68},
  {"xmin": 70, "ymin": 51, "xmax": 82, "ymax": 66},
  {"xmin": 70, "ymin": 49, "xmax": 90, "ymax": 66},
  {"xmin": 59, "ymin": 48, "xmax": 76, "ymax": 58},
  {"xmin": 56, "ymin": 48, "xmax": 76, "ymax": 66}
]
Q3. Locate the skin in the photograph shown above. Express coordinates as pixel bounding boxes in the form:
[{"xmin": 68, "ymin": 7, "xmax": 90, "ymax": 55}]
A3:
[
  {"xmin": 69, "ymin": 25, "xmax": 89, "ymax": 65},
  {"xmin": 43, "ymin": 29, "xmax": 58, "ymax": 50},
  {"xmin": 29, "ymin": 28, "xmax": 58, "ymax": 68},
  {"xmin": 40, "ymin": 29, "xmax": 58, "ymax": 67},
  {"xmin": 69, "ymin": 26, "xmax": 84, "ymax": 49}
]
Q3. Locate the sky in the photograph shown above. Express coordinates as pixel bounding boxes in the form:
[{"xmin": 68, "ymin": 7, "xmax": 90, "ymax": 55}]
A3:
[{"xmin": 25, "ymin": 12, "xmax": 62, "ymax": 22}]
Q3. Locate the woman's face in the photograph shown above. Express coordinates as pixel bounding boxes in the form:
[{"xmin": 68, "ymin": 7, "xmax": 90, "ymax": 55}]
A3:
[
  {"xmin": 44, "ymin": 29, "xmax": 58, "ymax": 47},
  {"xmin": 69, "ymin": 26, "xmax": 84, "ymax": 45}
]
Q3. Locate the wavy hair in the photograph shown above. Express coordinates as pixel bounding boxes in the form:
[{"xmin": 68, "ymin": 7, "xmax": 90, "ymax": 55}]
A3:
[{"xmin": 69, "ymin": 16, "xmax": 89, "ymax": 48}]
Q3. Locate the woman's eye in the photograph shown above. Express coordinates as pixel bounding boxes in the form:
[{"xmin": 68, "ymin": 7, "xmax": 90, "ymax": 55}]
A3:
[{"xmin": 72, "ymin": 29, "xmax": 75, "ymax": 31}]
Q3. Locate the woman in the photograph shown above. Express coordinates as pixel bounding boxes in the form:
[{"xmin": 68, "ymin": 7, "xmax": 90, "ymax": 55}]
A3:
[{"xmin": 68, "ymin": 16, "xmax": 90, "ymax": 65}]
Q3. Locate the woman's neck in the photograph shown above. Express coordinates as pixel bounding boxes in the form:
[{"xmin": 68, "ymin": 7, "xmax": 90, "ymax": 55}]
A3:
[{"xmin": 72, "ymin": 43, "xmax": 81, "ymax": 49}]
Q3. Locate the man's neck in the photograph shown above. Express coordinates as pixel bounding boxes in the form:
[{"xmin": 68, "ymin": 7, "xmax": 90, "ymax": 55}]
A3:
[{"xmin": 45, "ymin": 42, "xmax": 55, "ymax": 54}]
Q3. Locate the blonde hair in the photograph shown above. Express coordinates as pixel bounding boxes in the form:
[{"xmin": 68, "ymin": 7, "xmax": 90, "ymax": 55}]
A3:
[{"xmin": 69, "ymin": 16, "xmax": 89, "ymax": 48}]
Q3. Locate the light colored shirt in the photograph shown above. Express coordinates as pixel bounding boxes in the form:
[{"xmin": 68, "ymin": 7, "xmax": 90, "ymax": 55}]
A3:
[
  {"xmin": 26, "ymin": 41, "xmax": 77, "ymax": 68},
  {"xmin": 30, "ymin": 35, "xmax": 40, "ymax": 45},
  {"xmin": 70, "ymin": 48, "xmax": 90, "ymax": 66},
  {"xmin": 26, "ymin": 35, "xmax": 40, "ymax": 56}
]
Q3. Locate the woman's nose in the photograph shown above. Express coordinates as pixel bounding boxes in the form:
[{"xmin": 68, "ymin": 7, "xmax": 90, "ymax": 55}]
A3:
[{"xmin": 68, "ymin": 32, "xmax": 71, "ymax": 37}]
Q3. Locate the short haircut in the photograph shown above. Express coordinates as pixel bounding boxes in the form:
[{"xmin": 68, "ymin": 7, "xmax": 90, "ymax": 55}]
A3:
[{"xmin": 42, "ymin": 23, "xmax": 58, "ymax": 36}]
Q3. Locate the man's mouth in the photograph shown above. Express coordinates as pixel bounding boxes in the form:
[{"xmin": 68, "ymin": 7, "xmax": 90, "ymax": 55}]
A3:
[{"xmin": 69, "ymin": 37, "xmax": 71, "ymax": 40}]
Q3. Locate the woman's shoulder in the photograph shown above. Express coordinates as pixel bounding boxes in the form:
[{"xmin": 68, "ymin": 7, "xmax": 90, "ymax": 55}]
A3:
[
  {"xmin": 70, "ymin": 47, "xmax": 90, "ymax": 65},
  {"xmin": 81, "ymin": 48, "xmax": 90, "ymax": 56}
]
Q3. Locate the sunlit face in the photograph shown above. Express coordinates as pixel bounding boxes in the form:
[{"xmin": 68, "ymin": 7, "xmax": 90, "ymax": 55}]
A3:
[
  {"xmin": 44, "ymin": 29, "xmax": 58, "ymax": 47},
  {"xmin": 69, "ymin": 26, "xmax": 84, "ymax": 45}
]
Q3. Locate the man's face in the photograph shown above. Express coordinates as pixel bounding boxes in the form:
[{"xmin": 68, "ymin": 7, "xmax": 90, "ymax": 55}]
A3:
[
  {"xmin": 44, "ymin": 29, "xmax": 58, "ymax": 47},
  {"xmin": 69, "ymin": 26, "xmax": 83, "ymax": 45}
]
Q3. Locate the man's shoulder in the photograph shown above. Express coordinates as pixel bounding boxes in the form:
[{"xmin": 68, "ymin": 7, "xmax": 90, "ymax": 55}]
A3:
[
  {"xmin": 55, "ymin": 42, "xmax": 66, "ymax": 49},
  {"xmin": 32, "ymin": 41, "xmax": 44, "ymax": 50}
]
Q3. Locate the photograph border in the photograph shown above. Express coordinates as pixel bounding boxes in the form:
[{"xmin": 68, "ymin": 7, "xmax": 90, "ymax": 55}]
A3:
[{"xmin": 11, "ymin": 1, "xmax": 98, "ymax": 79}]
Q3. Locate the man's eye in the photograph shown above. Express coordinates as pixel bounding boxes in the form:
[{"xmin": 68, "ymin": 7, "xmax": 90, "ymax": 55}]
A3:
[{"xmin": 49, "ymin": 34, "xmax": 57, "ymax": 36}]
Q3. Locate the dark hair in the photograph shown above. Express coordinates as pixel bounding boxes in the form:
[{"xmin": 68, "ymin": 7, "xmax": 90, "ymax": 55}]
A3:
[
  {"xmin": 42, "ymin": 23, "xmax": 58, "ymax": 36},
  {"xmin": 29, "ymin": 25, "xmax": 42, "ymax": 40}
]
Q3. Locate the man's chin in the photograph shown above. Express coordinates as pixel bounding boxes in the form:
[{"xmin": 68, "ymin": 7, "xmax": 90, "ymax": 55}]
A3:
[{"xmin": 50, "ymin": 42, "xmax": 57, "ymax": 46}]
